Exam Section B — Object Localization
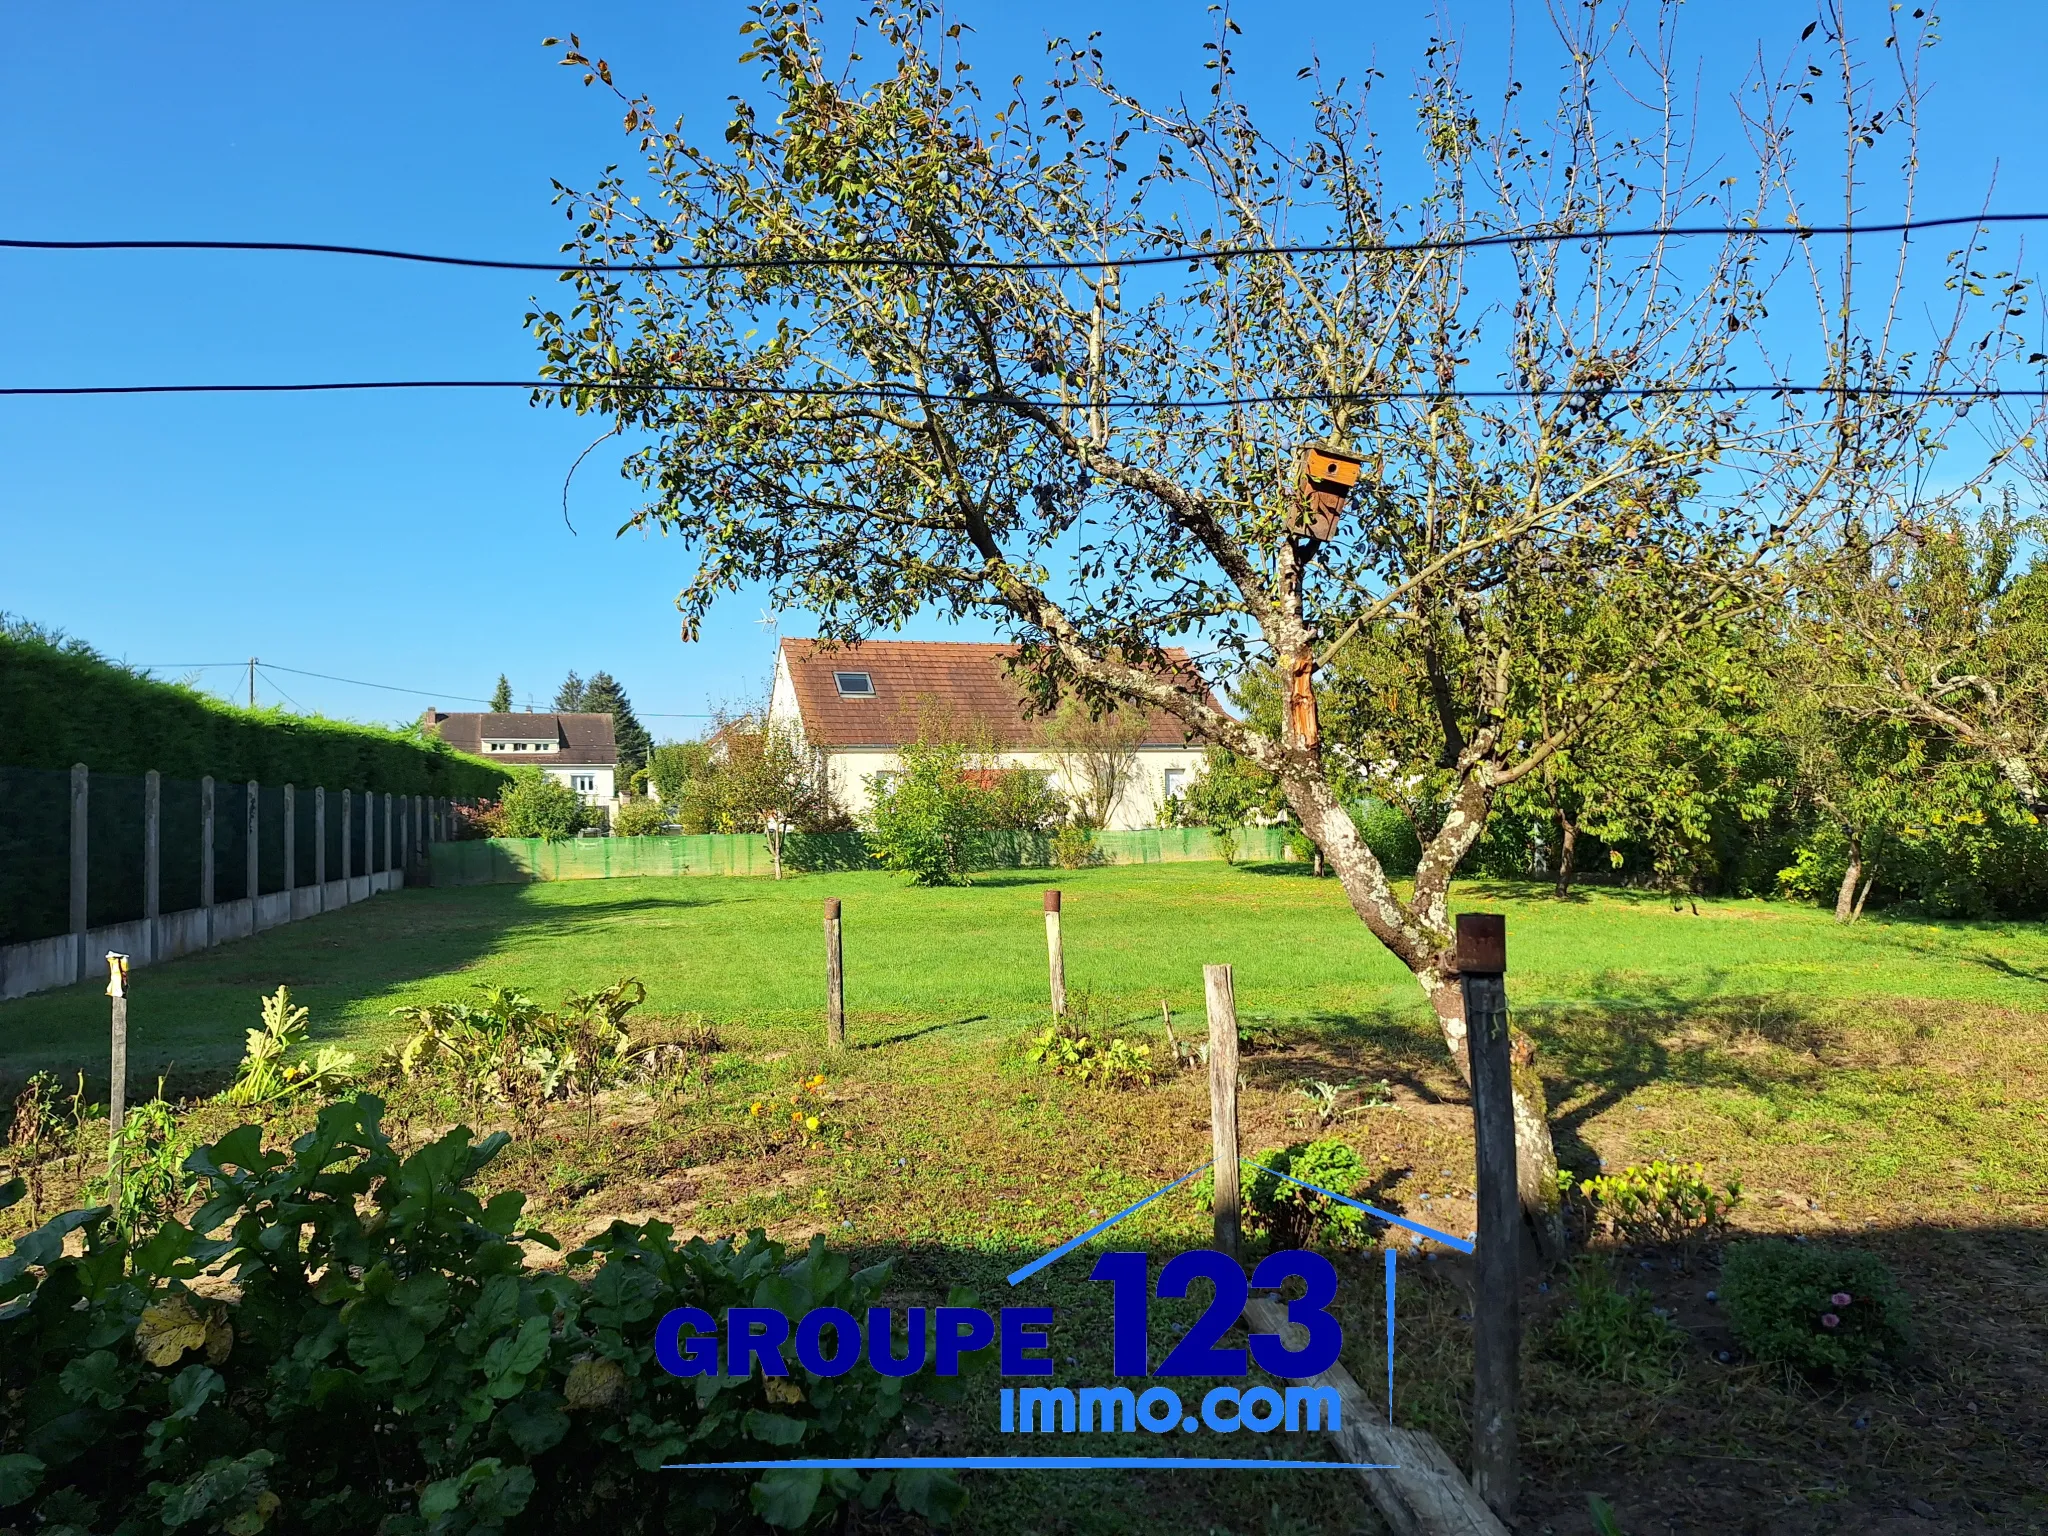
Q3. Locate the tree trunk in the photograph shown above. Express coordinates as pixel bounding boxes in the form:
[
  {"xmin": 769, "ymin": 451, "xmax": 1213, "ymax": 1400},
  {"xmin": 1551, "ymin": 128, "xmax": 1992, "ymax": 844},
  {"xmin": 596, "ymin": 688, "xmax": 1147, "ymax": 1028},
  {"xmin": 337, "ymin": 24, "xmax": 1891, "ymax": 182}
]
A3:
[
  {"xmin": 1290, "ymin": 772, "xmax": 1568, "ymax": 1261},
  {"xmin": 1834, "ymin": 835, "xmax": 1863, "ymax": 924},
  {"xmin": 1852, "ymin": 869, "xmax": 1876, "ymax": 921},
  {"xmin": 1429, "ymin": 973, "xmax": 1567, "ymax": 1262},
  {"xmin": 1554, "ymin": 816, "xmax": 1578, "ymax": 899}
]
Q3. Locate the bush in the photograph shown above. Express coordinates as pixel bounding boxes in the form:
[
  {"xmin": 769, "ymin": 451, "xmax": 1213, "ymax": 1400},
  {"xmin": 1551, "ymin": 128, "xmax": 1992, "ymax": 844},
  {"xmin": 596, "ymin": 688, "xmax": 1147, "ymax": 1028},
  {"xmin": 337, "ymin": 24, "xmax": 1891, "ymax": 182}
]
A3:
[
  {"xmin": 219, "ymin": 987, "xmax": 356, "ymax": 1108},
  {"xmin": 1720, "ymin": 1239, "xmax": 1910, "ymax": 1378},
  {"xmin": 863, "ymin": 740, "xmax": 988, "ymax": 885},
  {"xmin": 1050, "ymin": 824, "xmax": 1099, "ymax": 868},
  {"xmin": 1026, "ymin": 1000, "xmax": 1157, "ymax": 1090},
  {"xmin": 612, "ymin": 796, "xmax": 673, "ymax": 837},
  {"xmin": 1541, "ymin": 1258, "xmax": 1685, "ymax": 1386},
  {"xmin": 1567, "ymin": 1160, "xmax": 1741, "ymax": 1253},
  {"xmin": 0, "ymin": 1096, "xmax": 966, "ymax": 1533},
  {"xmin": 1201, "ymin": 1139, "xmax": 1373, "ymax": 1249},
  {"xmin": 486, "ymin": 768, "xmax": 592, "ymax": 840},
  {"xmin": 1349, "ymin": 800, "xmax": 1421, "ymax": 877}
]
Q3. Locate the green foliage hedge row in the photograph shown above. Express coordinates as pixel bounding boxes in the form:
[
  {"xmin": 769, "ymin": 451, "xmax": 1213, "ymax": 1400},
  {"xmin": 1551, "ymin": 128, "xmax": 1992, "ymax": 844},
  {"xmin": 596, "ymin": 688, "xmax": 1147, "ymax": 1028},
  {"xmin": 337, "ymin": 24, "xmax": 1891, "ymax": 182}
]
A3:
[
  {"xmin": 0, "ymin": 630, "xmax": 507, "ymax": 797},
  {"xmin": 0, "ymin": 1095, "xmax": 963, "ymax": 1533}
]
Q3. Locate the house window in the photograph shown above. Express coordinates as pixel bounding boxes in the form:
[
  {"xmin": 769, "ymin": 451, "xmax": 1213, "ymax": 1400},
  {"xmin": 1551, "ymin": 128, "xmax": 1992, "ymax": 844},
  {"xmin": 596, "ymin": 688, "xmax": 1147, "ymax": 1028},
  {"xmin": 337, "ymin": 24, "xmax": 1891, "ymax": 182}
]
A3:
[
  {"xmin": 571, "ymin": 773, "xmax": 595, "ymax": 793},
  {"xmin": 834, "ymin": 671, "xmax": 875, "ymax": 697},
  {"xmin": 1163, "ymin": 769, "xmax": 1186, "ymax": 801},
  {"xmin": 515, "ymin": 742, "xmax": 527, "ymax": 751}
]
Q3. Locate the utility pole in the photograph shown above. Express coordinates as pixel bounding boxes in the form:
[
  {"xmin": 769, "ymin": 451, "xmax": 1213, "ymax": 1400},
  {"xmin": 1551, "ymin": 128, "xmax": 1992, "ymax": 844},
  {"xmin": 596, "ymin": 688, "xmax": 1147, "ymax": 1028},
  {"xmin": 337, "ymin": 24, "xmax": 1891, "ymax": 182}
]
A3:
[{"xmin": 248, "ymin": 657, "xmax": 258, "ymax": 709}]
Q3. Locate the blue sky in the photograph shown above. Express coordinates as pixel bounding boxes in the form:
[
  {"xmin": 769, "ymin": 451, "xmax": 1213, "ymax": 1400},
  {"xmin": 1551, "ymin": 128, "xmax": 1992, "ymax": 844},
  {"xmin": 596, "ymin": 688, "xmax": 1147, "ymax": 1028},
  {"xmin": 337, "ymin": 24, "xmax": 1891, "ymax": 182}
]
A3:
[{"xmin": 3, "ymin": 1, "xmax": 2044, "ymax": 736}]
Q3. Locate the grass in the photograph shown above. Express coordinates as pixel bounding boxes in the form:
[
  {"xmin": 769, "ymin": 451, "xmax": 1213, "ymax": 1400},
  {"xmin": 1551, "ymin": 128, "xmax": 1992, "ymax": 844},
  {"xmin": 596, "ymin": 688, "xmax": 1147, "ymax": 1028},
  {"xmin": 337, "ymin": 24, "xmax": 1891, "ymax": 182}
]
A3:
[{"xmin": 4, "ymin": 860, "xmax": 2047, "ymax": 1533}]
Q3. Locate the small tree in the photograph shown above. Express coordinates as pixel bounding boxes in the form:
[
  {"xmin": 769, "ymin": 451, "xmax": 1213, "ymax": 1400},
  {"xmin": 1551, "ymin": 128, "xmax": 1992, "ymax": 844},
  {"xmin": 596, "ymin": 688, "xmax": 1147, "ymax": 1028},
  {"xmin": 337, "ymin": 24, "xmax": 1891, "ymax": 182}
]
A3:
[
  {"xmin": 553, "ymin": 671, "xmax": 585, "ymax": 711},
  {"xmin": 533, "ymin": 3, "xmax": 2017, "ymax": 1245},
  {"xmin": 491, "ymin": 768, "xmax": 590, "ymax": 840},
  {"xmin": 489, "ymin": 674, "xmax": 514, "ymax": 712},
  {"xmin": 863, "ymin": 739, "xmax": 990, "ymax": 885},
  {"xmin": 1040, "ymin": 698, "xmax": 1148, "ymax": 828}
]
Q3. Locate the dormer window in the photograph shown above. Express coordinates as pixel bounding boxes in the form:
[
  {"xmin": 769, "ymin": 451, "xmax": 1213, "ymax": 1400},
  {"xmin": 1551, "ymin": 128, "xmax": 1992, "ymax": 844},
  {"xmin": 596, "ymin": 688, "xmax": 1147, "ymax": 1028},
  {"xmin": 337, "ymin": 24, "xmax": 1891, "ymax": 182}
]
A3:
[{"xmin": 834, "ymin": 671, "xmax": 874, "ymax": 697}]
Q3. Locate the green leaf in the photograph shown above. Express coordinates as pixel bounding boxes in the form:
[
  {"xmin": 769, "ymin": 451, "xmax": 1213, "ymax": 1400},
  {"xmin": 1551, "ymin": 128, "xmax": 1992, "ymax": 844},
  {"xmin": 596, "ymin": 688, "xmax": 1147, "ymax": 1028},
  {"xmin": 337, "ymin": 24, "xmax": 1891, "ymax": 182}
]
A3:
[
  {"xmin": 480, "ymin": 1315, "xmax": 552, "ymax": 1397},
  {"xmin": 894, "ymin": 1466, "xmax": 967, "ymax": 1522},
  {"xmin": 60, "ymin": 1350, "xmax": 129, "ymax": 1411},
  {"xmin": 0, "ymin": 1453, "xmax": 45, "ymax": 1508},
  {"xmin": 168, "ymin": 1365, "xmax": 224, "ymax": 1421},
  {"xmin": 750, "ymin": 1466, "xmax": 824, "ymax": 1528},
  {"xmin": 743, "ymin": 1410, "xmax": 807, "ymax": 1446}
]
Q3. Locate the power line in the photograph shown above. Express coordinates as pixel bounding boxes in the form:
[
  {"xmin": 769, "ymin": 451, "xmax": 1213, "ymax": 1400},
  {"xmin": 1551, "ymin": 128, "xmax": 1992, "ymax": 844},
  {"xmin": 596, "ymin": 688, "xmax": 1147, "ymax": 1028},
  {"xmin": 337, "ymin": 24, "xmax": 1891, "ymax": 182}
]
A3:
[
  {"xmin": 132, "ymin": 658, "xmax": 713, "ymax": 716},
  {"xmin": 8, "ymin": 378, "xmax": 2046, "ymax": 405},
  {"xmin": 2, "ymin": 211, "xmax": 2042, "ymax": 275}
]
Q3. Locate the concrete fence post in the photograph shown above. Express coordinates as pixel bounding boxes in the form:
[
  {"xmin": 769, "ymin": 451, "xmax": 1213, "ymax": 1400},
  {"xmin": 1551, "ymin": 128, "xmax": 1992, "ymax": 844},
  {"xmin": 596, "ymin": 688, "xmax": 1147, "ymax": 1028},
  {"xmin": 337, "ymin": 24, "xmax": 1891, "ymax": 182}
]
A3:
[
  {"xmin": 69, "ymin": 763, "xmax": 88, "ymax": 983},
  {"xmin": 246, "ymin": 780, "xmax": 260, "ymax": 909},
  {"xmin": 341, "ymin": 791, "xmax": 353, "ymax": 885},
  {"xmin": 200, "ymin": 776, "xmax": 215, "ymax": 948},
  {"xmin": 283, "ymin": 784, "xmax": 296, "ymax": 901},
  {"xmin": 143, "ymin": 770, "xmax": 161, "ymax": 963},
  {"xmin": 314, "ymin": 787, "xmax": 327, "ymax": 908},
  {"xmin": 384, "ymin": 791, "xmax": 394, "ymax": 877}
]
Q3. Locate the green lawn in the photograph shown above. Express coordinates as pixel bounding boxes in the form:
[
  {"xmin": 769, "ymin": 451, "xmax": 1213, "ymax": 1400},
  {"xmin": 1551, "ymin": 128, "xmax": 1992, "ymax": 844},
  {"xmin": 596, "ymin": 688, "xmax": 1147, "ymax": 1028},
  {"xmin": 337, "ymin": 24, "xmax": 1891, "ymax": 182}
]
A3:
[
  {"xmin": 5, "ymin": 862, "xmax": 2046, "ymax": 1531},
  {"xmin": 5, "ymin": 861, "xmax": 2046, "ymax": 1081}
]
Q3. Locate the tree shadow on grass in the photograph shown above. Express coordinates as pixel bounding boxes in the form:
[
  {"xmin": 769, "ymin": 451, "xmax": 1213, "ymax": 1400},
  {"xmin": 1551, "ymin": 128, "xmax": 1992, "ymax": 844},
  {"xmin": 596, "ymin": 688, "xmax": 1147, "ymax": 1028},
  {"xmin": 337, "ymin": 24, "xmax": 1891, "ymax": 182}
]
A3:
[
  {"xmin": 0, "ymin": 886, "xmax": 723, "ymax": 1087},
  {"xmin": 855, "ymin": 1018, "xmax": 983, "ymax": 1050}
]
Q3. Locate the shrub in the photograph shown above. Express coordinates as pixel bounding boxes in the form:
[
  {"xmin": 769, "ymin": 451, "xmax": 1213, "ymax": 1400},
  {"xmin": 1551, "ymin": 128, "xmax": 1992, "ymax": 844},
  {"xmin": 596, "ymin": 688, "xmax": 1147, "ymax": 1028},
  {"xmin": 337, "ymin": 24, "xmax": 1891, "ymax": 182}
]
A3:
[
  {"xmin": 0, "ymin": 1096, "xmax": 967, "ymax": 1533},
  {"xmin": 1201, "ymin": 1139, "xmax": 1373, "ymax": 1249},
  {"xmin": 1026, "ymin": 1017, "xmax": 1157, "ymax": 1090},
  {"xmin": 1541, "ymin": 1257, "xmax": 1685, "ymax": 1386},
  {"xmin": 1720, "ymin": 1239, "xmax": 1910, "ymax": 1378},
  {"xmin": 1050, "ymin": 824, "xmax": 1099, "ymax": 868},
  {"xmin": 219, "ymin": 987, "xmax": 356, "ymax": 1108},
  {"xmin": 85, "ymin": 1097, "xmax": 198, "ymax": 1243},
  {"xmin": 1568, "ymin": 1160, "xmax": 1741, "ymax": 1252},
  {"xmin": 486, "ymin": 768, "xmax": 593, "ymax": 840},
  {"xmin": 611, "ymin": 796, "xmax": 672, "ymax": 837},
  {"xmin": 1350, "ymin": 800, "xmax": 1422, "ymax": 877},
  {"xmin": 391, "ymin": 978, "xmax": 667, "ymax": 1129},
  {"xmin": 863, "ymin": 740, "xmax": 989, "ymax": 885}
]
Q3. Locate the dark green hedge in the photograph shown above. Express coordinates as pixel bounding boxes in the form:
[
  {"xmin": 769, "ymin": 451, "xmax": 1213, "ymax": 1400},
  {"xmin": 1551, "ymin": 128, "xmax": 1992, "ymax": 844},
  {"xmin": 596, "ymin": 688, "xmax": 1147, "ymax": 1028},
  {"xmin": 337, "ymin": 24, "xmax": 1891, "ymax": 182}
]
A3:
[{"xmin": 0, "ymin": 633, "xmax": 509, "ymax": 797}]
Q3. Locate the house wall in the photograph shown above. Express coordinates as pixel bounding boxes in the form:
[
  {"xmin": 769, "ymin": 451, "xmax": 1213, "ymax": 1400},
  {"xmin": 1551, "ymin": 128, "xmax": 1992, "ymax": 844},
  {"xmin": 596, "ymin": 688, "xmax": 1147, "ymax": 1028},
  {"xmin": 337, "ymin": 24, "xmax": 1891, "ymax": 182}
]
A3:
[
  {"xmin": 539, "ymin": 764, "xmax": 617, "ymax": 819},
  {"xmin": 822, "ymin": 745, "xmax": 1206, "ymax": 831}
]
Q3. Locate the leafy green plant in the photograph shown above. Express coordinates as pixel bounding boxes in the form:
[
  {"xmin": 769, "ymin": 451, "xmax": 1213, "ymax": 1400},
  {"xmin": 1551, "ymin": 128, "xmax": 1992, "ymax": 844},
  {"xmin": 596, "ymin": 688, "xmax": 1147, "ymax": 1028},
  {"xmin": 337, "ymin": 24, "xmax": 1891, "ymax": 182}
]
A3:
[
  {"xmin": 86, "ymin": 1096, "xmax": 198, "ymax": 1243},
  {"xmin": 862, "ymin": 739, "xmax": 991, "ymax": 886},
  {"xmin": 484, "ymin": 768, "xmax": 593, "ymax": 840},
  {"xmin": 392, "ymin": 978, "xmax": 658, "ymax": 1127},
  {"xmin": 1050, "ymin": 823, "xmax": 1099, "ymax": 869},
  {"xmin": 0, "ymin": 1094, "xmax": 968, "ymax": 1533},
  {"xmin": 1026, "ymin": 1021, "xmax": 1157, "ymax": 1090},
  {"xmin": 1540, "ymin": 1257, "xmax": 1684, "ymax": 1386},
  {"xmin": 220, "ymin": 987, "xmax": 357, "ymax": 1108},
  {"xmin": 1720, "ymin": 1240, "xmax": 1910, "ymax": 1378},
  {"xmin": 1588, "ymin": 1494, "xmax": 1628, "ymax": 1535},
  {"xmin": 1201, "ymin": 1139, "xmax": 1374, "ymax": 1249},
  {"xmin": 611, "ymin": 796, "xmax": 673, "ymax": 837},
  {"xmin": 1569, "ymin": 1160, "xmax": 1741, "ymax": 1251},
  {"xmin": 6, "ymin": 1072, "xmax": 70, "ymax": 1222}
]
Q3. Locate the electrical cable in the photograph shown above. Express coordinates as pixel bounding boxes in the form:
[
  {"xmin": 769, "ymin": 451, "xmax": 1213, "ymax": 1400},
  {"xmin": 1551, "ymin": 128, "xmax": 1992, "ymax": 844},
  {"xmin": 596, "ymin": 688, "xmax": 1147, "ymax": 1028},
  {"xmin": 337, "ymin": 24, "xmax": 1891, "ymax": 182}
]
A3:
[
  {"xmin": 6, "ymin": 378, "xmax": 2044, "ymax": 405},
  {"xmin": 3, "ymin": 210, "xmax": 2044, "ymax": 275}
]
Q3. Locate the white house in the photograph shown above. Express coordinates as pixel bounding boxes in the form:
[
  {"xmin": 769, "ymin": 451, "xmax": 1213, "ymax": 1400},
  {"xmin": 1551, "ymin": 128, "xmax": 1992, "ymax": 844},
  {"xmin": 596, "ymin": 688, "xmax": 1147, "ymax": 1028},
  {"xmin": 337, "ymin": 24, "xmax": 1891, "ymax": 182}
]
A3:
[
  {"xmin": 420, "ymin": 710, "xmax": 620, "ymax": 821},
  {"xmin": 766, "ymin": 638, "xmax": 1209, "ymax": 830}
]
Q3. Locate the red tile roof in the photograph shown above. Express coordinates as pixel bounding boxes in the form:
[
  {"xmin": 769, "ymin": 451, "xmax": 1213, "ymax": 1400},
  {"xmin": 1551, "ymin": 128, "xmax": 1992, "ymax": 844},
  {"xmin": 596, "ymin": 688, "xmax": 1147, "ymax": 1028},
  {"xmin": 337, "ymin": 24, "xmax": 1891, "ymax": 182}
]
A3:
[
  {"xmin": 779, "ymin": 638, "xmax": 1201, "ymax": 749},
  {"xmin": 421, "ymin": 711, "xmax": 618, "ymax": 765}
]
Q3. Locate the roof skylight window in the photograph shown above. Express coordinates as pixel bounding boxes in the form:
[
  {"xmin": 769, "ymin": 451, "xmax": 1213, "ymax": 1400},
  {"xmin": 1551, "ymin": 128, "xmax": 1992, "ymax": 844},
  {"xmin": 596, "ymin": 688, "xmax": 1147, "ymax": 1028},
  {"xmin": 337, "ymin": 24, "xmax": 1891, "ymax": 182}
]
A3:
[{"xmin": 834, "ymin": 671, "xmax": 875, "ymax": 697}]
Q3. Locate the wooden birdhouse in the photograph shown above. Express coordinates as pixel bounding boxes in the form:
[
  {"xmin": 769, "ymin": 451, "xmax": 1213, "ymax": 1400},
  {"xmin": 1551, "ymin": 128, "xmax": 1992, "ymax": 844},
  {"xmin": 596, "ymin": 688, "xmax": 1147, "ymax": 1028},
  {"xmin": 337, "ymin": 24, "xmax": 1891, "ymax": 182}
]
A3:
[{"xmin": 1287, "ymin": 444, "xmax": 1365, "ymax": 541}]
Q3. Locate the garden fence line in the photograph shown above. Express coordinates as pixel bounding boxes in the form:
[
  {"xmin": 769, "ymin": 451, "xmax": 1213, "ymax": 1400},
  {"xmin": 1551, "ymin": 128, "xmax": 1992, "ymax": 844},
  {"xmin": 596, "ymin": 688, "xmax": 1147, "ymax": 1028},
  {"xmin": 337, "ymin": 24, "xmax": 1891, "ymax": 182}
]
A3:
[
  {"xmin": 0, "ymin": 762, "xmax": 470, "ymax": 1003},
  {"xmin": 428, "ymin": 824, "xmax": 1297, "ymax": 886}
]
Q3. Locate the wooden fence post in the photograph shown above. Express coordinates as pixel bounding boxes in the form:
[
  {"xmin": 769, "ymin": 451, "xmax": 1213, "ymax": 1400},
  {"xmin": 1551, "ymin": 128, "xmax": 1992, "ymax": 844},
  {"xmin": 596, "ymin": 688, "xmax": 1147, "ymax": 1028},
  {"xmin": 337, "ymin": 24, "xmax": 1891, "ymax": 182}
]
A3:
[
  {"xmin": 143, "ymin": 770, "xmax": 160, "ymax": 963},
  {"xmin": 69, "ymin": 763, "xmax": 88, "ymax": 983},
  {"xmin": 1204, "ymin": 963, "xmax": 1241, "ymax": 1256},
  {"xmin": 1457, "ymin": 912, "xmax": 1518, "ymax": 1521},
  {"xmin": 1044, "ymin": 889, "xmax": 1067, "ymax": 1018},
  {"xmin": 823, "ymin": 898, "xmax": 845, "ymax": 1048}
]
